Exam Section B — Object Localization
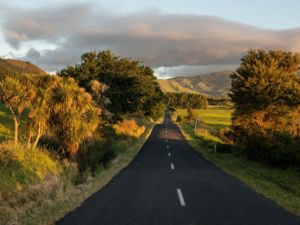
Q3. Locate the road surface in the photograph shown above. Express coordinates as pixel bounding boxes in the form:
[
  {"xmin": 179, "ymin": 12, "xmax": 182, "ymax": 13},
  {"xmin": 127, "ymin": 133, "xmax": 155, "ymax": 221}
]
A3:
[{"xmin": 57, "ymin": 113, "xmax": 300, "ymax": 225}]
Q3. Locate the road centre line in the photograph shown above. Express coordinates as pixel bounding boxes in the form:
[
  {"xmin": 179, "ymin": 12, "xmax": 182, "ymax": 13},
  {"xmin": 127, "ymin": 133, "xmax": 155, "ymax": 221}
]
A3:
[
  {"xmin": 176, "ymin": 188, "xmax": 186, "ymax": 206},
  {"xmin": 171, "ymin": 163, "xmax": 175, "ymax": 170}
]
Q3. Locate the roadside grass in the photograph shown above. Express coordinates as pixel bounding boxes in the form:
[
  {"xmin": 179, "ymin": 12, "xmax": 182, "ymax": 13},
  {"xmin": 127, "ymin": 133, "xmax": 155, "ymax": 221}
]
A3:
[
  {"xmin": 0, "ymin": 143, "xmax": 62, "ymax": 194},
  {"xmin": 0, "ymin": 120, "xmax": 154, "ymax": 225},
  {"xmin": 177, "ymin": 108, "xmax": 300, "ymax": 217}
]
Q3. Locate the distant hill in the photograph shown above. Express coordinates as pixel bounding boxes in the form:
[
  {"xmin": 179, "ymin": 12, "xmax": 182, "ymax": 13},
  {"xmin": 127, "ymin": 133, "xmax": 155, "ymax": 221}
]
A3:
[
  {"xmin": 0, "ymin": 59, "xmax": 47, "ymax": 76},
  {"xmin": 158, "ymin": 70, "xmax": 232, "ymax": 97}
]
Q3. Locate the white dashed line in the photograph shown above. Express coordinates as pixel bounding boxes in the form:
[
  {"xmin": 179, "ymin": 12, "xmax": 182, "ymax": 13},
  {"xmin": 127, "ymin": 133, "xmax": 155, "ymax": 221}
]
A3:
[
  {"xmin": 168, "ymin": 152, "xmax": 171, "ymax": 157},
  {"xmin": 166, "ymin": 145, "xmax": 169, "ymax": 149},
  {"xmin": 170, "ymin": 163, "xmax": 175, "ymax": 170},
  {"xmin": 176, "ymin": 189, "xmax": 186, "ymax": 206}
]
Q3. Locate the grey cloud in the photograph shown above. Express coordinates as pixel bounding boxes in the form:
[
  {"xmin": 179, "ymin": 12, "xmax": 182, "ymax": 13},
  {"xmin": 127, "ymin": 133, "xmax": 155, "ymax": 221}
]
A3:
[{"xmin": 2, "ymin": 2, "xmax": 300, "ymax": 75}]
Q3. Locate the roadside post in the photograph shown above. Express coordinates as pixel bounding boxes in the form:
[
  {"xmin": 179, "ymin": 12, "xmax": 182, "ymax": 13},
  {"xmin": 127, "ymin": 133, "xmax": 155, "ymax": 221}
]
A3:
[{"xmin": 194, "ymin": 118, "xmax": 197, "ymax": 134}]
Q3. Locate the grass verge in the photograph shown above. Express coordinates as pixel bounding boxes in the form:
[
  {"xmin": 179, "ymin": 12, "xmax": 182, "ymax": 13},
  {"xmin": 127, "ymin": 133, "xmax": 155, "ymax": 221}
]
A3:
[
  {"xmin": 179, "ymin": 122, "xmax": 300, "ymax": 217},
  {"xmin": 0, "ymin": 125, "xmax": 154, "ymax": 225}
]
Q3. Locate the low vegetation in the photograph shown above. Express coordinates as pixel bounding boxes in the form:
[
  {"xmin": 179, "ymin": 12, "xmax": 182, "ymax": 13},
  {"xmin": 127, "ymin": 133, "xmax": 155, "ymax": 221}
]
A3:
[
  {"xmin": 113, "ymin": 119, "xmax": 146, "ymax": 138},
  {"xmin": 0, "ymin": 122, "xmax": 153, "ymax": 225},
  {"xmin": 0, "ymin": 143, "xmax": 61, "ymax": 194}
]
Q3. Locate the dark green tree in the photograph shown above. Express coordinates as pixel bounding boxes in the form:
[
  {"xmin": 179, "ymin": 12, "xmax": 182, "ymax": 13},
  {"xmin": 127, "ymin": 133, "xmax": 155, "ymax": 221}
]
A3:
[
  {"xmin": 58, "ymin": 50, "xmax": 164, "ymax": 120},
  {"xmin": 230, "ymin": 49, "xmax": 300, "ymax": 166},
  {"xmin": 164, "ymin": 92, "xmax": 208, "ymax": 109}
]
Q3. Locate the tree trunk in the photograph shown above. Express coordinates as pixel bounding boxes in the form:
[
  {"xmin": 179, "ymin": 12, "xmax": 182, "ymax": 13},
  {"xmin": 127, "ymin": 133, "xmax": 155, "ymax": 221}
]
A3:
[
  {"xmin": 13, "ymin": 117, "xmax": 19, "ymax": 145},
  {"xmin": 33, "ymin": 122, "xmax": 42, "ymax": 148},
  {"xmin": 8, "ymin": 107, "xmax": 20, "ymax": 145},
  {"xmin": 27, "ymin": 128, "xmax": 32, "ymax": 148}
]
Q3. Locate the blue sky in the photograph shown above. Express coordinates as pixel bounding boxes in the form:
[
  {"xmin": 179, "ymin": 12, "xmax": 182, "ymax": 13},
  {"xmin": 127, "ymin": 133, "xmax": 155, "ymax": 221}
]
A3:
[{"xmin": 1, "ymin": 0, "xmax": 300, "ymax": 78}]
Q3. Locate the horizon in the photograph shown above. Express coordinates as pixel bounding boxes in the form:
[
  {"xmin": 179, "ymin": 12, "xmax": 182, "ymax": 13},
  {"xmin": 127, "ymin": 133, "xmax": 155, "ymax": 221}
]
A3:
[{"xmin": 1, "ymin": 0, "xmax": 300, "ymax": 78}]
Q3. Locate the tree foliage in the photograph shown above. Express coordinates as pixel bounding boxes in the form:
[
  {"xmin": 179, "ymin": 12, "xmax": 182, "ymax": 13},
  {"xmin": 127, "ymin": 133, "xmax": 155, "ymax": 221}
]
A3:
[
  {"xmin": 47, "ymin": 77, "xmax": 100, "ymax": 159},
  {"xmin": 164, "ymin": 92, "xmax": 208, "ymax": 109},
  {"xmin": 58, "ymin": 50, "xmax": 164, "ymax": 120},
  {"xmin": 230, "ymin": 49, "xmax": 300, "ymax": 167},
  {"xmin": 0, "ymin": 74, "xmax": 36, "ymax": 144}
]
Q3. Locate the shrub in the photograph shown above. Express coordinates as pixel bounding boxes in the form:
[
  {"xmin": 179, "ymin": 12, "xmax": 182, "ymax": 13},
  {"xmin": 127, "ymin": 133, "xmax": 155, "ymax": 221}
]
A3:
[
  {"xmin": 242, "ymin": 133, "xmax": 300, "ymax": 168},
  {"xmin": 176, "ymin": 115, "xmax": 182, "ymax": 123},
  {"xmin": 112, "ymin": 119, "xmax": 145, "ymax": 138},
  {"xmin": 171, "ymin": 111, "xmax": 177, "ymax": 122},
  {"xmin": 218, "ymin": 127, "xmax": 235, "ymax": 145}
]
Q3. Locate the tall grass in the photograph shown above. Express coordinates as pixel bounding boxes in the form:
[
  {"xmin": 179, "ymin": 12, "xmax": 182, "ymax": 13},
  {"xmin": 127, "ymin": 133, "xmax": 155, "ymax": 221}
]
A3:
[
  {"xmin": 0, "ymin": 143, "xmax": 61, "ymax": 194},
  {"xmin": 113, "ymin": 119, "xmax": 146, "ymax": 138}
]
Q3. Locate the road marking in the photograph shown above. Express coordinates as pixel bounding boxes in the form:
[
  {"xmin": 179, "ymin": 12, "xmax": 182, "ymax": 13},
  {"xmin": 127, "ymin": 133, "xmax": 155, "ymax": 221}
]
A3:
[
  {"xmin": 176, "ymin": 189, "xmax": 186, "ymax": 206},
  {"xmin": 168, "ymin": 152, "xmax": 171, "ymax": 157},
  {"xmin": 166, "ymin": 145, "xmax": 169, "ymax": 149},
  {"xmin": 170, "ymin": 163, "xmax": 175, "ymax": 170},
  {"xmin": 166, "ymin": 139, "xmax": 168, "ymax": 142}
]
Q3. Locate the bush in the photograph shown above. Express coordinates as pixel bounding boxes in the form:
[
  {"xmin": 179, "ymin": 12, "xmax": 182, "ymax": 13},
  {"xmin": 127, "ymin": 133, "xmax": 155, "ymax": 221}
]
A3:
[
  {"xmin": 218, "ymin": 127, "xmax": 234, "ymax": 145},
  {"xmin": 171, "ymin": 111, "xmax": 177, "ymax": 122},
  {"xmin": 112, "ymin": 119, "xmax": 145, "ymax": 138},
  {"xmin": 176, "ymin": 115, "xmax": 182, "ymax": 123},
  {"xmin": 216, "ymin": 143, "xmax": 233, "ymax": 153},
  {"xmin": 242, "ymin": 133, "xmax": 300, "ymax": 168}
]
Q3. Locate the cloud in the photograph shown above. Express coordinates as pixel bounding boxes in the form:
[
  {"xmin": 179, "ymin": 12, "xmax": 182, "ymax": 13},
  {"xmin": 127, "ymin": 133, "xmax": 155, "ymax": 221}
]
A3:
[{"xmin": 1, "ymin": 2, "xmax": 300, "ymax": 76}]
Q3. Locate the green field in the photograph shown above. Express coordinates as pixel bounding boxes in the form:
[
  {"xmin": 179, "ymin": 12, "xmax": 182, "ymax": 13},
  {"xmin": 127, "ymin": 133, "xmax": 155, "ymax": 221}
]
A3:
[
  {"xmin": 177, "ymin": 108, "xmax": 300, "ymax": 217},
  {"xmin": 176, "ymin": 108, "xmax": 232, "ymax": 132}
]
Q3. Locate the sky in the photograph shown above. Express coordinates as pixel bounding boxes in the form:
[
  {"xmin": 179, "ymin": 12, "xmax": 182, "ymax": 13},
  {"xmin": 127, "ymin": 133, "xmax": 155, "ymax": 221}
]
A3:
[{"xmin": 1, "ymin": 0, "xmax": 300, "ymax": 78}]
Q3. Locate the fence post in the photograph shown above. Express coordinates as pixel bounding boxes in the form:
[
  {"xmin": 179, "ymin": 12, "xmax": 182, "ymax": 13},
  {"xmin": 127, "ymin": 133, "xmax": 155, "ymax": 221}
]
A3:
[{"xmin": 194, "ymin": 118, "xmax": 197, "ymax": 134}]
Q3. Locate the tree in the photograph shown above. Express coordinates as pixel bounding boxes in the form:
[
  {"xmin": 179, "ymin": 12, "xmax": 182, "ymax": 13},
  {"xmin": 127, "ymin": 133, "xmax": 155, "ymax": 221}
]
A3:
[
  {"xmin": 164, "ymin": 92, "xmax": 208, "ymax": 109},
  {"xmin": 231, "ymin": 50, "xmax": 300, "ymax": 114},
  {"xmin": 26, "ymin": 75, "xmax": 58, "ymax": 147},
  {"xmin": 230, "ymin": 49, "xmax": 300, "ymax": 166},
  {"xmin": 48, "ymin": 77, "xmax": 101, "ymax": 160},
  {"xmin": 58, "ymin": 50, "xmax": 164, "ymax": 120},
  {"xmin": 0, "ymin": 74, "xmax": 36, "ymax": 144}
]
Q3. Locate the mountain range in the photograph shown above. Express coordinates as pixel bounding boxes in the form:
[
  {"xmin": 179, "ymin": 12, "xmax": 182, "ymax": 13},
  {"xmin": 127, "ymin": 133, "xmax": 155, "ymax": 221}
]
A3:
[{"xmin": 158, "ymin": 70, "xmax": 232, "ymax": 97}]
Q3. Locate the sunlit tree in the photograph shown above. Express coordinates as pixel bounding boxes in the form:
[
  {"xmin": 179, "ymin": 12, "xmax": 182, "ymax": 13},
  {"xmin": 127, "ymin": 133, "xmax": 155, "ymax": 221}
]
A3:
[
  {"xmin": 0, "ymin": 74, "xmax": 36, "ymax": 144},
  {"xmin": 48, "ymin": 77, "xmax": 101, "ymax": 160}
]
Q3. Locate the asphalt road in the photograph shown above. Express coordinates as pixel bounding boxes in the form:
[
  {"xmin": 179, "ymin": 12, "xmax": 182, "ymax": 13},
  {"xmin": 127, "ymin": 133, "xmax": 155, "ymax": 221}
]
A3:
[{"xmin": 57, "ymin": 113, "xmax": 300, "ymax": 225}]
